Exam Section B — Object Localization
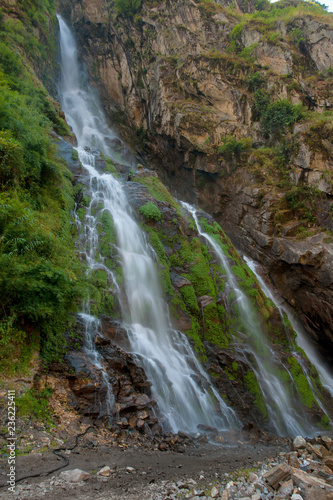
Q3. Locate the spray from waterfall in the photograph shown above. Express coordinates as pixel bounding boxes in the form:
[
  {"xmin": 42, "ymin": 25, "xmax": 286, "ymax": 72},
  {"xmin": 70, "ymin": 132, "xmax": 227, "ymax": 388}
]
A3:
[{"xmin": 57, "ymin": 14, "xmax": 239, "ymax": 433}]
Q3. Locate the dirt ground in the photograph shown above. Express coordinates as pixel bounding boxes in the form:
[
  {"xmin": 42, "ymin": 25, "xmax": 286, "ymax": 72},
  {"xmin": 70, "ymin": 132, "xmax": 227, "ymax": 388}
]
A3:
[{"xmin": 0, "ymin": 438, "xmax": 288, "ymax": 499}]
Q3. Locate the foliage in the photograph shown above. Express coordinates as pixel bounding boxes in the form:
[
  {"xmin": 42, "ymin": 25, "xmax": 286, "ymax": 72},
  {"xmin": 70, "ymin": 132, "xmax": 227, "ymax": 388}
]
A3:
[
  {"xmin": 139, "ymin": 201, "xmax": 162, "ymax": 221},
  {"xmin": 115, "ymin": 0, "xmax": 142, "ymax": 16},
  {"xmin": 218, "ymin": 136, "xmax": 253, "ymax": 162},
  {"xmin": 254, "ymin": 91, "xmax": 305, "ymax": 138},
  {"xmin": 133, "ymin": 176, "xmax": 182, "ymax": 214},
  {"xmin": 0, "ymin": 2, "xmax": 85, "ymax": 367},
  {"xmin": 16, "ymin": 387, "xmax": 53, "ymax": 424},
  {"xmin": 246, "ymin": 72, "xmax": 266, "ymax": 91},
  {"xmin": 244, "ymin": 371, "xmax": 268, "ymax": 418}
]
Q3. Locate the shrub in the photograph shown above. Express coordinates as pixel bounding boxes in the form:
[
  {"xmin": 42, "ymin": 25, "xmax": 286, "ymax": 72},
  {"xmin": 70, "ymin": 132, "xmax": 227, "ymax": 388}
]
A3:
[
  {"xmin": 139, "ymin": 201, "xmax": 162, "ymax": 221},
  {"xmin": 115, "ymin": 0, "xmax": 142, "ymax": 16},
  {"xmin": 246, "ymin": 72, "xmax": 266, "ymax": 92},
  {"xmin": 218, "ymin": 136, "xmax": 253, "ymax": 162}
]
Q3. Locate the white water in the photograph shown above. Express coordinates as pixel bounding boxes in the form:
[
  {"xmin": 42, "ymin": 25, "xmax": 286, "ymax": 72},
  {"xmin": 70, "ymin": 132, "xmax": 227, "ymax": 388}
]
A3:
[
  {"xmin": 58, "ymin": 15, "xmax": 239, "ymax": 433},
  {"xmin": 244, "ymin": 256, "xmax": 333, "ymax": 402},
  {"xmin": 181, "ymin": 202, "xmax": 317, "ymax": 437}
]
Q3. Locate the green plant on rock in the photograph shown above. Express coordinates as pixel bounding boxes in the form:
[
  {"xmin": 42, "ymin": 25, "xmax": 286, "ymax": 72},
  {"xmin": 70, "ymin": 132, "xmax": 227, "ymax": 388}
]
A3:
[
  {"xmin": 246, "ymin": 72, "xmax": 266, "ymax": 91},
  {"xmin": 16, "ymin": 387, "xmax": 53, "ymax": 424},
  {"xmin": 244, "ymin": 371, "xmax": 268, "ymax": 419},
  {"xmin": 139, "ymin": 202, "xmax": 162, "ymax": 221},
  {"xmin": 115, "ymin": 0, "xmax": 142, "ymax": 17}
]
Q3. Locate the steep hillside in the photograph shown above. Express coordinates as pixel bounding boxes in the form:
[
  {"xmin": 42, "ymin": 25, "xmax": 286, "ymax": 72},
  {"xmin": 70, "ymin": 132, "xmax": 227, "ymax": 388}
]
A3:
[
  {"xmin": 57, "ymin": 0, "xmax": 333, "ymax": 359},
  {"xmin": 0, "ymin": 0, "xmax": 86, "ymax": 371}
]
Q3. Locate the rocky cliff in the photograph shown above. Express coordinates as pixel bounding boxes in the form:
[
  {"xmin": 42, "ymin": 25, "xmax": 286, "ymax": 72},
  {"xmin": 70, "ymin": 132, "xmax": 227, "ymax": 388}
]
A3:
[{"xmin": 57, "ymin": 0, "xmax": 333, "ymax": 359}]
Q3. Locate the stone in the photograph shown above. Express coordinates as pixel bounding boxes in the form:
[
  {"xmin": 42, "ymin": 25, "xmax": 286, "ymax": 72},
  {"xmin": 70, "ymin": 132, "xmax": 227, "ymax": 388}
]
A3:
[
  {"xmin": 324, "ymin": 456, "xmax": 333, "ymax": 469},
  {"xmin": 293, "ymin": 436, "xmax": 307, "ymax": 450},
  {"xmin": 210, "ymin": 486, "xmax": 219, "ymax": 498},
  {"xmin": 220, "ymin": 491, "xmax": 229, "ymax": 500},
  {"xmin": 97, "ymin": 466, "xmax": 110, "ymax": 477},
  {"xmin": 249, "ymin": 472, "xmax": 258, "ymax": 483},
  {"xmin": 263, "ymin": 464, "xmax": 291, "ymax": 490},
  {"xmin": 291, "ymin": 495, "xmax": 304, "ymax": 500},
  {"xmin": 306, "ymin": 442, "xmax": 322, "ymax": 459},
  {"xmin": 291, "ymin": 467, "xmax": 333, "ymax": 500},
  {"xmin": 279, "ymin": 479, "xmax": 294, "ymax": 496},
  {"xmin": 321, "ymin": 437, "xmax": 332, "ymax": 450},
  {"xmin": 59, "ymin": 469, "xmax": 90, "ymax": 482}
]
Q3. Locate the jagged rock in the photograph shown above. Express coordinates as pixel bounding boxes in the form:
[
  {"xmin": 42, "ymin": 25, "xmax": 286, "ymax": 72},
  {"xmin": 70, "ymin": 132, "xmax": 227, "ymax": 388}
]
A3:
[
  {"xmin": 324, "ymin": 456, "xmax": 333, "ymax": 469},
  {"xmin": 170, "ymin": 273, "xmax": 192, "ymax": 289},
  {"xmin": 279, "ymin": 479, "xmax": 294, "ymax": 496},
  {"xmin": 290, "ymin": 467, "xmax": 333, "ymax": 500},
  {"xmin": 263, "ymin": 464, "xmax": 291, "ymax": 490},
  {"xmin": 322, "ymin": 437, "xmax": 333, "ymax": 450},
  {"xmin": 59, "ymin": 469, "xmax": 90, "ymax": 482},
  {"xmin": 307, "ymin": 442, "xmax": 323, "ymax": 459},
  {"xmin": 293, "ymin": 436, "xmax": 307, "ymax": 450}
]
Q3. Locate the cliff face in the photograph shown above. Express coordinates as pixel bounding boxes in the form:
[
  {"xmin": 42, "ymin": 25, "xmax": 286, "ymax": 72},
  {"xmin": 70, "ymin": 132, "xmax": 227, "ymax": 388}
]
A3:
[{"xmin": 57, "ymin": 0, "xmax": 333, "ymax": 357}]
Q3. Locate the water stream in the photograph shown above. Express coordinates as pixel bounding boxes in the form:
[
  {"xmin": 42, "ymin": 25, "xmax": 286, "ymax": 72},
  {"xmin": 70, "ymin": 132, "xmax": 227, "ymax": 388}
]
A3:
[
  {"xmin": 181, "ymin": 203, "xmax": 319, "ymax": 437},
  {"xmin": 58, "ymin": 15, "xmax": 239, "ymax": 434}
]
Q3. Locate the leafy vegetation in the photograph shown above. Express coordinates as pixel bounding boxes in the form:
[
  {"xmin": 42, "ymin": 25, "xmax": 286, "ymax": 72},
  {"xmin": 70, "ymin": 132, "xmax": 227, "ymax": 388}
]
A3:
[
  {"xmin": 115, "ymin": 0, "xmax": 142, "ymax": 17},
  {"xmin": 0, "ymin": 1, "xmax": 85, "ymax": 370},
  {"xmin": 139, "ymin": 201, "xmax": 162, "ymax": 221}
]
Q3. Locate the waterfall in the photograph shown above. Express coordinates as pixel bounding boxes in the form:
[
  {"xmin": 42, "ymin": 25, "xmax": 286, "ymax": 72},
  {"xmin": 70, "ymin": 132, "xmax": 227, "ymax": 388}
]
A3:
[
  {"xmin": 181, "ymin": 202, "xmax": 323, "ymax": 437},
  {"xmin": 243, "ymin": 255, "xmax": 333, "ymax": 413},
  {"xmin": 57, "ymin": 15, "xmax": 239, "ymax": 433}
]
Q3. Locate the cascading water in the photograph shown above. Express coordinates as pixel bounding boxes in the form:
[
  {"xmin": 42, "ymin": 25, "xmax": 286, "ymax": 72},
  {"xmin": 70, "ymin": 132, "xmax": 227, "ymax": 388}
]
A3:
[
  {"xmin": 181, "ymin": 202, "xmax": 320, "ymax": 437},
  {"xmin": 57, "ymin": 15, "xmax": 239, "ymax": 433},
  {"xmin": 243, "ymin": 255, "xmax": 333, "ymax": 416}
]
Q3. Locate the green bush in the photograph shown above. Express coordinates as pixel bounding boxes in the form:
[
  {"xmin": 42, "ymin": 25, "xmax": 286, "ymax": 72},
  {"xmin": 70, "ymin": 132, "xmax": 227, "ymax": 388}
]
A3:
[
  {"xmin": 218, "ymin": 136, "xmax": 253, "ymax": 162},
  {"xmin": 254, "ymin": 91, "xmax": 305, "ymax": 138},
  {"xmin": 115, "ymin": 0, "xmax": 142, "ymax": 16},
  {"xmin": 139, "ymin": 201, "xmax": 162, "ymax": 221},
  {"xmin": 246, "ymin": 72, "xmax": 266, "ymax": 92}
]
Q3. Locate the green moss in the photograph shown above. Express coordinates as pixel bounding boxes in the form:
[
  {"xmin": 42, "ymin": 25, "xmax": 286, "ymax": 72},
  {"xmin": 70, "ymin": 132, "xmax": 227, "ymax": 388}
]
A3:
[
  {"xmin": 72, "ymin": 149, "xmax": 79, "ymax": 161},
  {"xmin": 133, "ymin": 176, "xmax": 182, "ymax": 213},
  {"xmin": 76, "ymin": 207, "xmax": 86, "ymax": 222},
  {"xmin": 180, "ymin": 285, "xmax": 199, "ymax": 314},
  {"xmin": 186, "ymin": 317, "xmax": 207, "ymax": 359},
  {"xmin": 104, "ymin": 156, "xmax": 118, "ymax": 176},
  {"xmin": 225, "ymin": 361, "xmax": 239, "ymax": 381},
  {"xmin": 115, "ymin": 266, "xmax": 123, "ymax": 285},
  {"xmin": 244, "ymin": 371, "xmax": 268, "ymax": 419},
  {"xmin": 320, "ymin": 414, "xmax": 331, "ymax": 430},
  {"xmin": 100, "ymin": 210, "xmax": 116, "ymax": 244},
  {"xmin": 203, "ymin": 303, "xmax": 229, "ymax": 348},
  {"xmin": 287, "ymin": 357, "xmax": 316, "ymax": 409},
  {"xmin": 139, "ymin": 201, "xmax": 162, "ymax": 221},
  {"xmin": 181, "ymin": 238, "xmax": 217, "ymax": 298},
  {"xmin": 169, "ymin": 292, "xmax": 187, "ymax": 320}
]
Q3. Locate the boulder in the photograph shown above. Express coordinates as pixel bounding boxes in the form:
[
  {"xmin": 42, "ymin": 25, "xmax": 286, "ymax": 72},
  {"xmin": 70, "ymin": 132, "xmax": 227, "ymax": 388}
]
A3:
[
  {"xmin": 59, "ymin": 469, "xmax": 90, "ymax": 482},
  {"xmin": 293, "ymin": 436, "xmax": 307, "ymax": 450}
]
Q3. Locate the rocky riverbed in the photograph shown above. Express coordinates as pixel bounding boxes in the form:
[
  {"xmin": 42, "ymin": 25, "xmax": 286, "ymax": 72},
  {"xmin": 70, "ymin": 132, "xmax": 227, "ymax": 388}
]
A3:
[{"xmin": 1, "ymin": 428, "xmax": 333, "ymax": 500}]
